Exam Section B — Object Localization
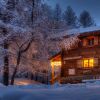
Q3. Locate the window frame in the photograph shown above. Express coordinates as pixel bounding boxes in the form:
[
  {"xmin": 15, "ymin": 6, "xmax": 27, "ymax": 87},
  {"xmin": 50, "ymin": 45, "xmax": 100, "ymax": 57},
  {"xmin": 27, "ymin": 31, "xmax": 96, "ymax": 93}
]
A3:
[
  {"xmin": 83, "ymin": 58, "xmax": 94, "ymax": 68},
  {"xmin": 87, "ymin": 38, "xmax": 94, "ymax": 46},
  {"xmin": 82, "ymin": 36, "xmax": 97, "ymax": 47}
]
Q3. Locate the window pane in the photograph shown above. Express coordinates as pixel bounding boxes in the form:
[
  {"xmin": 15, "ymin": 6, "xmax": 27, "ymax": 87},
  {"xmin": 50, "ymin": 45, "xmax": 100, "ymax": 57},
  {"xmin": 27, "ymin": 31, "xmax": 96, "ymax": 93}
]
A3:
[
  {"xmin": 84, "ymin": 60, "xmax": 88, "ymax": 67},
  {"xmin": 89, "ymin": 59, "xmax": 94, "ymax": 67}
]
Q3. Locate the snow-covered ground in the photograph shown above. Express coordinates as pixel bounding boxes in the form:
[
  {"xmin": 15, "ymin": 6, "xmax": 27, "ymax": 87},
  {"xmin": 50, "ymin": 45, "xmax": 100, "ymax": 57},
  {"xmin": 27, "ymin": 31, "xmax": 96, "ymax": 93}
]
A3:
[{"xmin": 0, "ymin": 80, "xmax": 100, "ymax": 100}]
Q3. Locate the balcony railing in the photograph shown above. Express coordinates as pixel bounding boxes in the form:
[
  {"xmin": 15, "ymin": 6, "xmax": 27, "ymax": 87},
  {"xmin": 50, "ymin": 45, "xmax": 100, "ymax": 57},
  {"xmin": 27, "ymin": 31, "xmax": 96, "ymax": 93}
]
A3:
[{"xmin": 60, "ymin": 75, "xmax": 100, "ymax": 84}]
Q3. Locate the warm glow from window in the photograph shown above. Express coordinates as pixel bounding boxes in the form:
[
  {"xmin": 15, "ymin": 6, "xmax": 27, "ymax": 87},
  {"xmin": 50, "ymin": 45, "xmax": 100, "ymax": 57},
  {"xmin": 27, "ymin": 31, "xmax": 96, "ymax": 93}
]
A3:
[
  {"xmin": 89, "ymin": 59, "xmax": 94, "ymax": 67},
  {"xmin": 51, "ymin": 61, "xmax": 61, "ymax": 66},
  {"xmin": 84, "ymin": 59, "xmax": 88, "ymax": 67},
  {"xmin": 83, "ymin": 59, "xmax": 94, "ymax": 68}
]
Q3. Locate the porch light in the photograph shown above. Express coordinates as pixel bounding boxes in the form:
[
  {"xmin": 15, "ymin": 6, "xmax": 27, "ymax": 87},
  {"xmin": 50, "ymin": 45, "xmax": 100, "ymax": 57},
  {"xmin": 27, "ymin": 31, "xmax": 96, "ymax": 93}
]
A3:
[{"xmin": 51, "ymin": 61, "xmax": 61, "ymax": 66}]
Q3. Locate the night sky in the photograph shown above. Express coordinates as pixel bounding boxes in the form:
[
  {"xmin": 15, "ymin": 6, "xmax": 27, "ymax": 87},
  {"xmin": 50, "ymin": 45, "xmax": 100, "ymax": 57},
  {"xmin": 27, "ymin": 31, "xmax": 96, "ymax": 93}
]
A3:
[{"xmin": 45, "ymin": 0, "xmax": 100, "ymax": 25}]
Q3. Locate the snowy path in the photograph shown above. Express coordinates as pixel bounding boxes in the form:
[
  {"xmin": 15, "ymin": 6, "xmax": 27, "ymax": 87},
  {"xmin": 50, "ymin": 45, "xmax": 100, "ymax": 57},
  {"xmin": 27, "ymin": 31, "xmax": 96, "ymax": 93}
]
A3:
[
  {"xmin": 14, "ymin": 78, "xmax": 41, "ymax": 85},
  {"xmin": 0, "ymin": 81, "xmax": 100, "ymax": 100}
]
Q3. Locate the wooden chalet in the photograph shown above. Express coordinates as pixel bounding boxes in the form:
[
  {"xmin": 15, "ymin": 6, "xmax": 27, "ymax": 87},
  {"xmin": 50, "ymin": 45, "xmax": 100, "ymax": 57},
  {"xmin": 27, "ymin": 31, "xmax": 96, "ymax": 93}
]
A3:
[{"xmin": 50, "ymin": 28, "xmax": 100, "ymax": 84}]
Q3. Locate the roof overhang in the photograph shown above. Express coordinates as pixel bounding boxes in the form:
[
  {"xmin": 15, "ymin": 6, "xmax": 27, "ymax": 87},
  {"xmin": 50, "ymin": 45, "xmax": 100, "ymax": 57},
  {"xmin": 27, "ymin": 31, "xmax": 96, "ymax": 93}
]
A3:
[
  {"xmin": 64, "ymin": 56, "xmax": 82, "ymax": 60},
  {"xmin": 78, "ymin": 30, "xmax": 100, "ymax": 38},
  {"xmin": 49, "ymin": 52, "xmax": 61, "ymax": 61}
]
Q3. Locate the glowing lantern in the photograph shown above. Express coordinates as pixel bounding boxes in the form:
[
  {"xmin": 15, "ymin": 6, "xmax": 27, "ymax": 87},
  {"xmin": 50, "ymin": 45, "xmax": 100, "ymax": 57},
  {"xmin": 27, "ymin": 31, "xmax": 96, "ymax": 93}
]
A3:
[{"xmin": 51, "ymin": 61, "xmax": 61, "ymax": 66}]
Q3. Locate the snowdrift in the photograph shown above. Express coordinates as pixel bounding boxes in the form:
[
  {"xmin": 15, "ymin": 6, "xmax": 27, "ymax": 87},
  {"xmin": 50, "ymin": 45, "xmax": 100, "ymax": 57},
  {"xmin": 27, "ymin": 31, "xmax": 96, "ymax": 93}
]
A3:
[{"xmin": 0, "ymin": 80, "xmax": 100, "ymax": 100}]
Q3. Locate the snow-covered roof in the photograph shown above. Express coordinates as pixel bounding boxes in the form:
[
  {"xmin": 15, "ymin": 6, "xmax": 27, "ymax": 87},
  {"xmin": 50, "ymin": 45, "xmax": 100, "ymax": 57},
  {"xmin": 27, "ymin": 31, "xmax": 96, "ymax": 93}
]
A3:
[{"xmin": 50, "ymin": 26, "xmax": 100, "ymax": 39}]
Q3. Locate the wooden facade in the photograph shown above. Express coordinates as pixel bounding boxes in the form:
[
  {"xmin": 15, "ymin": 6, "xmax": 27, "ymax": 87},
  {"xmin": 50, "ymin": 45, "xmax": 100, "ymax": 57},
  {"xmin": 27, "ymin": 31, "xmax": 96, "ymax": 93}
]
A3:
[{"xmin": 51, "ymin": 30, "xmax": 100, "ymax": 83}]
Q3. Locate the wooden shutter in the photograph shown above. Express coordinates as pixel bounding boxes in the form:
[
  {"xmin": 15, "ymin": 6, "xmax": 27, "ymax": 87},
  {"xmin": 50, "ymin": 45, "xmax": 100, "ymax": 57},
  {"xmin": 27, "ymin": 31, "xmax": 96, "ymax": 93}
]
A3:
[
  {"xmin": 94, "ymin": 58, "xmax": 98, "ymax": 67},
  {"xmin": 77, "ymin": 60, "xmax": 82, "ymax": 68},
  {"xmin": 83, "ymin": 39, "xmax": 88, "ymax": 47},
  {"xmin": 94, "ymin": 36, "xmax": 98, "ymax": 45}
]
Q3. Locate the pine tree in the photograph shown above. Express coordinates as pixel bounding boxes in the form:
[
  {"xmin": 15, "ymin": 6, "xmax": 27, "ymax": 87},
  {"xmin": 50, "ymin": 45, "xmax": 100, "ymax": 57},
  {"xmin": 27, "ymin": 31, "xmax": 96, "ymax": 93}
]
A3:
[
  {"xmin": 6, "ymin": 0, "xmax": 16, "ymax": 10},
  {"xmin": 31, "ymin": 0, "xmax": 42, "ymax": 25},
  {"xmin": 79, "ymin": 10, "xmax": 95, "ymax": 28},
  {"xmin": 53, "ymin": 4, "xmax": 62, "ymax": 29},
  {"xmin": 63, "ymin": 6, "xmax": 77, "ymax": 29}
]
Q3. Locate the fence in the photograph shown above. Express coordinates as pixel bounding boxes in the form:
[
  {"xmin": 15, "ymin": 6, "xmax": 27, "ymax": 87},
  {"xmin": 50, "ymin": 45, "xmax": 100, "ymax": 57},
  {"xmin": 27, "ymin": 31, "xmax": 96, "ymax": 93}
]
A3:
[
  {"xmin": 32, "ymin": 72, "xmax": 50, "ymax": 84},
  {"xmin": 60, "ymin": 75, "xmax": 100, "ymax": 84}
]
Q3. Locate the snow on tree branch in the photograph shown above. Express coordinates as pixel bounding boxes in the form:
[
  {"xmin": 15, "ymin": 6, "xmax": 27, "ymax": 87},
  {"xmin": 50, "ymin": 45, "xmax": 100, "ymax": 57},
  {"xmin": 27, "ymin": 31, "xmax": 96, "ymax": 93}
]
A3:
[{"xmin": 60, "ymin": 35, "xmax": 80, "ymax": 50}]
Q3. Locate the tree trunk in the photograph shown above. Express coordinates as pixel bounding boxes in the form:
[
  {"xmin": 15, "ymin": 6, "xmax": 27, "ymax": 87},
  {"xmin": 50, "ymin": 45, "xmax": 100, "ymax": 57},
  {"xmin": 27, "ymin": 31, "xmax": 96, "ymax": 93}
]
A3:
[
  {"xmin": 3, "ymin": 42, "xmax": 9, "ymax": 86},
  {"xmin": 10, "ymin": 52, "xmax": 21, "ymax": 85},
  {"xmin": 10, "ymin": 65, "xmax": 18, "ymax": 85}
]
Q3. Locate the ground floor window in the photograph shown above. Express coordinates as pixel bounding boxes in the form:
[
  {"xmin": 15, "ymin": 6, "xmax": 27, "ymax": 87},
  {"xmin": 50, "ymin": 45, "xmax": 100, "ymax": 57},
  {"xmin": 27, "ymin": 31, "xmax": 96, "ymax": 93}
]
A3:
[
  {"xmin": 77, "ymin": 58, "xmax": 98, "ymax": 68},
  {"xmin": 83, "ymin": 59, "xmax": 94, "ymax": 68}
]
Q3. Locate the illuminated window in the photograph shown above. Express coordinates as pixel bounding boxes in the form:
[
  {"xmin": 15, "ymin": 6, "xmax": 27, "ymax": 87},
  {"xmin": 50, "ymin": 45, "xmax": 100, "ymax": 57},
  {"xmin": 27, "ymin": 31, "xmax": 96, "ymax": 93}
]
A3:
[
  {"xmin": 84, "ymin": 59, "xmax": 89, "ymax": 67},
  {"xmin": 89, "ymin": 59, "xmax": 94, "ymax": 67},
  {"xmin": 83, "ymin": 59, "xmax": 94, "ymax": 68}
]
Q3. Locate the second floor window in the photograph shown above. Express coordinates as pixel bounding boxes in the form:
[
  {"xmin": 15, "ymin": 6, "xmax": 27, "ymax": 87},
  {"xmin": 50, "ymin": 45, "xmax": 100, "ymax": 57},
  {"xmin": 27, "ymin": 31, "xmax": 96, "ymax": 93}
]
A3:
[
  {"xmin": 87, "ymin": 38, "xmax": 94, "ymax": 46},
  {"xmin": 82, "ymin": 36, "xmax": 98, "ymax": 47}
]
